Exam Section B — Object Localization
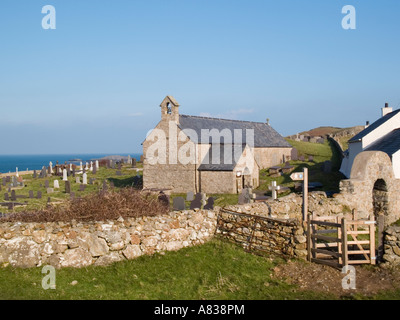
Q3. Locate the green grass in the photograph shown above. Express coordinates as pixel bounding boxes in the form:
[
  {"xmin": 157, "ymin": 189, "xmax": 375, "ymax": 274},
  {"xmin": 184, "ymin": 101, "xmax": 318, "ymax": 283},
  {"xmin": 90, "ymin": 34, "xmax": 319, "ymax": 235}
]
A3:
[
  {"xmin": 257, "ymin": 139, "xmax": 345, "ymax": 195},
  {"xmin": 0, "ymin": 239, "xmax": 334, "ymax": 300}
]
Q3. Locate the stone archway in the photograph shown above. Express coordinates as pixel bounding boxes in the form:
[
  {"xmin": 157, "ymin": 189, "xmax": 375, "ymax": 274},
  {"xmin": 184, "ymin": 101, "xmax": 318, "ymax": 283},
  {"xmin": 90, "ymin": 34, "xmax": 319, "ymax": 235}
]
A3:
[{"xmin": 373, "ymin": 178, "xmax": 388, "ymax": 262}]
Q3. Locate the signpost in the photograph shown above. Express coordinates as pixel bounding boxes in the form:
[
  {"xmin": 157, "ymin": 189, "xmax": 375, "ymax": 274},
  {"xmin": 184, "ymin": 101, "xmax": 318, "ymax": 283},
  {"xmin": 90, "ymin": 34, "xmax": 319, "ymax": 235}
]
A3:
[{"xmin": 290, "ymin": 168, "xmax": 308, "ymax": 221}]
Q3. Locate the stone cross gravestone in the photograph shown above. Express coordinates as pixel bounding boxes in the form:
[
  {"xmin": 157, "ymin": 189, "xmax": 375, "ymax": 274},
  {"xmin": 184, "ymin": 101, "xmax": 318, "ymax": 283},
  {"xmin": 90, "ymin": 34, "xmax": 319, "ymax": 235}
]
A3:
[
  {"xmin": 173, "ymin": 197, "xmax": 186, "ymax": 211},
  {"xmin": 268, "ymin": 181, "xmax": 281, "ymax": 200}
]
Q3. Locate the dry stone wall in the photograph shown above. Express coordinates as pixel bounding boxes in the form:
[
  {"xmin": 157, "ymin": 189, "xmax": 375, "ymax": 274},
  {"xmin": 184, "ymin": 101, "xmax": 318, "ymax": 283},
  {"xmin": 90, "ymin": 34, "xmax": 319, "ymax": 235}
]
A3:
[
  {"xmin": 382, "ymin": 226, "xmax": 400, "ymax": 266},
  {"xmin": 0, "ymin": 210, "xmax": 217, "ymax": 268}
]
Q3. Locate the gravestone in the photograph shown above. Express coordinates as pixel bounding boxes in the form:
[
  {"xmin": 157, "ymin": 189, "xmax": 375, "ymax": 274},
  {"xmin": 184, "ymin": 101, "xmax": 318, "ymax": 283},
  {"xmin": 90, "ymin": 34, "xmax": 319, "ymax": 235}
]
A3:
[
  {"xmin": 186, "ymin": 191, "xmax": 194, "ymax": 202},
  {"xmin": 72, "ymin": 168, "xmax": 76, "ymax": 177},
  {"xmin": 95, "ymin": 160, "xmax": 99, "ymax": 170},
  {"xmin": 82, "ymin": 173, "xmax": 87, "ymax": 185},
  {"xmin": 63, "ymin": 169, "xmax": 68, "ymax": 181},
  {"xmin": 89, "ymin": 178, "xmax": 95, "ymax": 185},
  {"xmin": 118, "ymin": 162, "xmax": 122, "ymax": 170},
  {"xmin": 65, "ymin": 181, "xmax": 71, "ymax": 194},
  {"xmin": 158, "ymin": 192, "xmax": 170, "ymax": 208},
  {"xmin": 238, "ymin": 188, "xmax": 252, "ymax": 205},
  {"xmin": 70, "ymin": 192, "xmax": 75, "ymax": 200},
  {"xmin": 11, "ymin": 176, "xmax": 18, "ymax": 188},
  {"xmin": 29, "ymin": 190, "xmax": 34, "ymax": 199},
  {"xmin": 299, "ymin": 155, "xmax": 305, "ymax": 162},
  {"xmin": 4, "ymin": 193, "xmax": 9, "ymax": 201},
  {"xmin": 173, "ymin": 197, "xmax": 186, "ymax": 211},
  {"xmin": 190, "ymin": 193, "xmax": 203, "ymax": 210},
  {"xmin": 11, "ymin": 190, "xmax": 16, "ymax": 201},
  {"xmin": 76, "ymin": 177, "xmax": 81, "ymax": 184},
  {"xmin": 269, "ymin": 181, "xmax": 281, "ymax": 200},
  {"xmin": 45, "ymin": 180, "xmax": 49, "ymax": 188},
  {"xmin": 93, "ymin": 165, "xmax": 97, "ymax": 174},
  {"xmin": 204, "ymin": 197, "xmax": 214, "ymax": 210},
  {"xmin": 33, "ymin": 170, "xmax": 37, "ymax": 179},
  {"xmin": 291, "ymin": 148, "xmax": 298, "ymax": 161},
  {"xmin": 5, "ymin": 176, "xmax": 10, "ymax": 183},
  {"xmin": 37, "ymin": 191, "xmax": 42, "ymax": 199},
  {"xmin": 2, "ymin": 177, "xmax": 6, "ymax": 186},
  {"xmin": 132, "ymin": 158, "xmax": 137, "ymax": 168},
  {"xmin": 53, "ymin": 180, "xmax": 60, "ymax": 189},
  {"xmin": 102, "ymin": 180, "xmax": 108, "ymax": 192},
  {"xmin": 308, "ymin": 155, "xmax": 314, "ymax": 162},
  {"xmin": 79, "ymin": 184, "xmax": 86, "ymax": 192},
  {"xmin": 47, "ymin": 188, "xmax": 54, "ymax": 194}
]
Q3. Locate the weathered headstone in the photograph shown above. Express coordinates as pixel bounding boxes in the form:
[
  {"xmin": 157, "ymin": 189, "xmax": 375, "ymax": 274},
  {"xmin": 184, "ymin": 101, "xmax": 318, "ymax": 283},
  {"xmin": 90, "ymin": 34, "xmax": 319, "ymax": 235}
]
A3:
[
  {"xmin": 70, "ymin": 192, "xmax": 75, "ymax": 200},
  {"xmin": 173, "ymin": 197, "xmax": 186, "ymax": 211},
  {"xmin": 5, "ymin": 176, "xmax": 10, "ymax": 183},
  {"xmin": 47, "ymin": 188, "xmax": 54, "ymax": 194},
  {"xmin": 2, "ymin": 177, "xmax": 6, "ymax": 186},
  {"xmin": 45, "ymin": 180, "xmax": 49, "ymax": 188},
  {"xmin": 89, "ymin": 178, "xmax": 95, "ymax": 185},
  {"xmin": 93, "ymin": 165, "xmax": 97, "ymax": 174},
  {"xmin": 132, "ymin": 158, "xmax": 137, "ymax": 168},
  {"xmin": 82, "ymin": 173, "xmax": 87, "ymax": 185},
  {"xmin": 65, "ymin": 181, "xmax": 71, "ymax": 194},
  {"xmin": 63, "ymin": 169, "xmax": 68, "ymax": 181},
  {"xmin": 29, "ymin": 190, "xmax": 34, "ymax": 199},
  {"xmin": 33, "ymin": 170, "xmax": 37, "ymax": 179},
  {"xmin": 238, "ymin": 188, "xmax": 252, "ymax": 205},
  {"xmin": 11, "ymin": 190, "xmax": 16, "ymax": 201},
  {"xmin": 299, "ymin": 155, "xmax": 305, "ymax": 162},
  {"xmin": 4, "ymin": 193, "xmax": 9, "ymax": 201},
  {"xmin": 204, "ymin": 197, "xmax": 214, "ymax": 210},
  {"xmin": 79, "ymin": 184, "xmax": 86, "ymax": 192},
  {"xmin": 37, "ymin": 191, "xmax": 42, "ymax": 199},
  {"xmin": 158, "ymin": 192, "xmax": 170, "ymax": 208},
  {"xmin": 95, "ymin": 160, "xmax": 99, "ymax": 170},
  {"xmin": 76, "ymin": 177, "xmax": 81, "ymax": 184},
  {"xmin": 54, "ymin": 180, "xmax": 60, "ymax": 189},
  {"xmin": 291, "ymin": 148, "xmax": 298, "ymax": 161},
  {"xmin": 186, "ymin": 191, "xmax": 194, "ymax": 202},
  {"xmin": 190, "ymin": 193, "xmax": 203, "ymax": 210}
]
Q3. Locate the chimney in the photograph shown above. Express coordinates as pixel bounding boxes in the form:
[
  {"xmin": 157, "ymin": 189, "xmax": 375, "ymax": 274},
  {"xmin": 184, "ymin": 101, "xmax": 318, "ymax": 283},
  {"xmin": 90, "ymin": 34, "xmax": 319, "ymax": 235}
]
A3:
[
  {"xmin": 365, "ymin": 121, "xmax": 369, "ymax": 128},
  {"xmin": 381, "ymin": 102, "xmax": 393, "ymax": 117},
  {"xmin": 266, "ymin": 118, "xmax": 270, "ymax": 126}
]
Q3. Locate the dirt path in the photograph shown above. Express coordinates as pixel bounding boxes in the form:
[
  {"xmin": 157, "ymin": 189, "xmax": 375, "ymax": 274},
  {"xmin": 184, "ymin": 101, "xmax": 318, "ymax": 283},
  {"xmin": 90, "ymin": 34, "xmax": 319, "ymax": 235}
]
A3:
[{"xmin": 272, "ymin": 259, "xmax": 400, "ymax": 298}]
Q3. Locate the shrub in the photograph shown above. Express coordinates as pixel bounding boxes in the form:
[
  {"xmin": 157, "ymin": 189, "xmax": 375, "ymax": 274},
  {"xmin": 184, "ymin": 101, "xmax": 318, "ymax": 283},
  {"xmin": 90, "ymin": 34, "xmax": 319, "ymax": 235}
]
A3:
[{"xmin": 0, "ymin": 188, "xmax": 169, "ymax": 223}]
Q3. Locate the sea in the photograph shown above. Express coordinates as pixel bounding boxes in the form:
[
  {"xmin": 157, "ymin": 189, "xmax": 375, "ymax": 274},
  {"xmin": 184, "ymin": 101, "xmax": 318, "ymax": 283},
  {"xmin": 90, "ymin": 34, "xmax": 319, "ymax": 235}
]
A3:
[{"xmin": 0, "ymin": 153, "xmax": 142, "ymax": 174}]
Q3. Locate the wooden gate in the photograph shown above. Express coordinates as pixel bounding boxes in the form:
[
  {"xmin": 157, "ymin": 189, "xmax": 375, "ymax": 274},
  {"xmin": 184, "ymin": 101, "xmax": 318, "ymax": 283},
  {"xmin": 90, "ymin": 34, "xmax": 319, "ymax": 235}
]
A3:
[{"xmin": 307, "ymin": 213, "xmax": 376, "ymax": 269}]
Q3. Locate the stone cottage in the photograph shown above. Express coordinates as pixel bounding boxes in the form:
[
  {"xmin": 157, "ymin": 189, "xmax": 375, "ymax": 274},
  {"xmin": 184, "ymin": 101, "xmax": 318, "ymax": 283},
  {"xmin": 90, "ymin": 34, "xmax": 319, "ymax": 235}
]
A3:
[{"xmin": 142, "ymin": 96, "xmax": 292, "ymax": 194}]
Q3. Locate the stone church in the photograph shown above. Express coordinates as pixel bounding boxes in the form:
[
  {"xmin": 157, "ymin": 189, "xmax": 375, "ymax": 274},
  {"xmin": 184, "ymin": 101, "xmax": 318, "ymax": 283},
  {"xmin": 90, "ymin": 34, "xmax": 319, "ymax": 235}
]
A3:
[{"xmin": 142, "ymin": 96, "xmax": 292, "ymax": 194}]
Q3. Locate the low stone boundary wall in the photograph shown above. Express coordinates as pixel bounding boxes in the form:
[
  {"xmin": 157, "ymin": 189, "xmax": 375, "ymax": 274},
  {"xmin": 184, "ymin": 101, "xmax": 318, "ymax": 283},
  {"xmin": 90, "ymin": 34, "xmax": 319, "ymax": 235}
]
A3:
[
  {"xmin": 382, "ymin": 226, "xmax": 400, "ymax": 266},
  {"xmin": 0, "ymin": 210, "xmax": 217, "ymax": 268},
  {"xmin": 216, "ymin": 209, "xmax": 307, "ymax": 259}
]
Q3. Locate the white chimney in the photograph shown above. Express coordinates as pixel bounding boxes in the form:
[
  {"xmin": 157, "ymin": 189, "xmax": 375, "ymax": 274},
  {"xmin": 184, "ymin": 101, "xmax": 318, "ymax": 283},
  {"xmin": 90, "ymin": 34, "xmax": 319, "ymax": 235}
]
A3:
[{"xmin": 382, "ymin": 102, "xmax": 393, "ymax": 117}]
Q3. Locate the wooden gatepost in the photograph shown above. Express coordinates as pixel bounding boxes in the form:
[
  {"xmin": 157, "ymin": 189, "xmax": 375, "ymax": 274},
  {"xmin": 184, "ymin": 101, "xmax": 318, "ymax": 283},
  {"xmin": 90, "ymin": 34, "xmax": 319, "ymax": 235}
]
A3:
[{"xmin": 307, "ymin": 211, "xmax": 376, "ymax": 269}]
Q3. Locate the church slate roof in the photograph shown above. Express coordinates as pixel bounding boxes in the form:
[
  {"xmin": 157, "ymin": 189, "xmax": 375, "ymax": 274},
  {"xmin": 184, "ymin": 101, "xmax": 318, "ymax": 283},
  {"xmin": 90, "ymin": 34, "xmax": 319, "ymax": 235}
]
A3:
[
  {"xmin": 365, "ymin": 128, "xmax": 400, "ymax": 157},
  {"xmin": 178, "ymin": 114, "xmax": 291, "ymax": 148},
  {"xmin": 349, "ymin": 109, "xmax": 400, "ymax": 143}
]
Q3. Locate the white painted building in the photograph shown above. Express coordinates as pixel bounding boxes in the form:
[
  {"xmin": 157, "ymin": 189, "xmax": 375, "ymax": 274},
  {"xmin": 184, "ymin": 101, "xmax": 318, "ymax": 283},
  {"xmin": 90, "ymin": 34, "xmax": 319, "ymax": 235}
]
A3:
[{"xmin": 340, "ymin": 103, "xmax": 400, "ymax": 179}]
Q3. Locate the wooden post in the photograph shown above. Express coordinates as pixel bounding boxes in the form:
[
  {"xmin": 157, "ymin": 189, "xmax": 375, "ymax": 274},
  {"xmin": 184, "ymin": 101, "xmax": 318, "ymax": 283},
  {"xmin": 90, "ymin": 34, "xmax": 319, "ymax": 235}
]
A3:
[
  {"xmin": 307, "ymin": 213, "xmax": 312, "ymax": 262},
  {"xmin": 337, "ymin": 215, "xmax": 342, "ymax": 265},
  {"xmin": 377, "ymin": 215, "xmax": 385, "ymax": 263},
  {"xmin": 341, "ymin": 218, "xmax": 348, "ymax": 267},
  {"xmin": 302, "ymin": 167, "xmax": 308, "ymax": 222},
  {"xmin": 369, "ymin": 216, "xmax": 376, "ymax": 265}
]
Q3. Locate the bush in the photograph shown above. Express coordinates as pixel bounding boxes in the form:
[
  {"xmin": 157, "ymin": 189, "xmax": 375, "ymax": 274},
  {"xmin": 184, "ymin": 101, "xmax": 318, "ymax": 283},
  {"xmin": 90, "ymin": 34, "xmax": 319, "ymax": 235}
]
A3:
[{"xmin": 0, "ymin": 188, "xmax": 169, "ymax": 223}]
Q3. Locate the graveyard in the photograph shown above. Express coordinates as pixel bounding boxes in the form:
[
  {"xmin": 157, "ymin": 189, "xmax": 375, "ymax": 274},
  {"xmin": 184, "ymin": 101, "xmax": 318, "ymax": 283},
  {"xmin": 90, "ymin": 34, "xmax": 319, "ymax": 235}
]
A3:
[{"xmin": 0, "ymin": 158, "xmax": 143, "ymax": 216}]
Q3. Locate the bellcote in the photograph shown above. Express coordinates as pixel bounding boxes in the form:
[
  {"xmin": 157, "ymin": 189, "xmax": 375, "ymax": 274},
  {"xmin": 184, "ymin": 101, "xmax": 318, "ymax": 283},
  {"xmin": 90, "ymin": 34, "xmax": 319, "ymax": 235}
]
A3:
[{"xmin": 160, "ymin": 95, "xmax": 180, "ymax": 123}]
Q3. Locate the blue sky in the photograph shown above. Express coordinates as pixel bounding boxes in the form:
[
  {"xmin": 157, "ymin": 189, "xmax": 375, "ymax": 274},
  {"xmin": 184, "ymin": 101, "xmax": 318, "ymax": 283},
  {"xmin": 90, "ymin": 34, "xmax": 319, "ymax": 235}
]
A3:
[{"xmin": 0, "ymin": 0, "xmax": 399, "ymax": 154}]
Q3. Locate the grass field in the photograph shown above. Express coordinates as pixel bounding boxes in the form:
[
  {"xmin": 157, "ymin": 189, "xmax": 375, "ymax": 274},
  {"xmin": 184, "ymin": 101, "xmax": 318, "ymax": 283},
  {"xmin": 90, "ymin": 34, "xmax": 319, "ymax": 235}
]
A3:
[{"xmin": 0, "ymin": 239, "xmax": 336, "ymax": 300}]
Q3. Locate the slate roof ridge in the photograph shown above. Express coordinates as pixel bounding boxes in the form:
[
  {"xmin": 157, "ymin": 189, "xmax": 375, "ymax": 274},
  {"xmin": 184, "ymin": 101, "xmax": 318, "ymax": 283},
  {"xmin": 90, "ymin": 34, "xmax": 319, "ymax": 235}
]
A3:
[{"xmin": 179, "ymin": 114, "xmax": 268, "ymax": 125}]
